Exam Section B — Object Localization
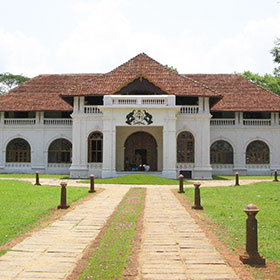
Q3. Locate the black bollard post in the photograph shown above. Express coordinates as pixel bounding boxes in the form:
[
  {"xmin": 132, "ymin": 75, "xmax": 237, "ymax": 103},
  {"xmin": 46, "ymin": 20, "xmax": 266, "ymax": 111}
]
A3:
[
  {"xmin": 235, "ymin": 172, "xmax": 240, "ymax": 186},
  {"xmin": 57, "ymin": 182, "xmax": 70, "ymax": 209},
  {"xmin": 273, "ymin": 169, "xmax": 279, "ymax": 182},
  {"xmin": 34, "ymin": 171, "xmax": 41, "ymax": 186},
  {"xmin": 178, "ymin": 174, "xmax": 185, "ymax": 193},
  {"xmin": 89, "ymin": 174, "xmax": 96, "ymax": 193},
  {"xmin": 192, "ymin": 183, "xmax": 203, "ymax": 210},
  {"xmin": 239, "ymin": 204, "xmax": 265, "ymax": 265}
]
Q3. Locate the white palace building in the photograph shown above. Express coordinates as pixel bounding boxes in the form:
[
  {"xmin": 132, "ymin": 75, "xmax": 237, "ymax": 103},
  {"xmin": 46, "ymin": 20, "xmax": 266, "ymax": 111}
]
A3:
[{"xmin": 1, "ymin": 53, "xmax": 280, "ymax": 179}]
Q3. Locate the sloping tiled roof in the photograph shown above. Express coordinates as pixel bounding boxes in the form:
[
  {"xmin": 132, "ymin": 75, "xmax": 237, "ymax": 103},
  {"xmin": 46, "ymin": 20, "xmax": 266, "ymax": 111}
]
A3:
[
  {"xmin": 185, "ymin": 74, "xmax": 280, "ymax": 112},
  {"xmin": 61, "ymin": 53, "xmax": 221, "ymax": 97},
  {"xmin": 0, "ymin": 74, "xmax": 101, "ymax": 111},
  {"xmin": 1, "ymin": 54, "xmax": 280, "ymax": 112}
]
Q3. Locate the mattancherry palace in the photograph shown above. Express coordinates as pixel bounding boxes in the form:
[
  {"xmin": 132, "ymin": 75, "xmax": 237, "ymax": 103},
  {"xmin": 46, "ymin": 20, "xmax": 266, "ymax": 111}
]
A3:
[{"xmin": 1, "ymin": 53, "xmax": 280, "ymax": 179}]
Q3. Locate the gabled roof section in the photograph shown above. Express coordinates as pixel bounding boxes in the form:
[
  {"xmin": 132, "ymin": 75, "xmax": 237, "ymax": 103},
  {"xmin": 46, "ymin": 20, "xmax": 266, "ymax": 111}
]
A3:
[
  {"xmin": 61, "ymin": 53, "xmax": 222, "ymax": 98},
  {"xmin": 185, "ymin": 74, "xmax": 280, "ymax": 112}
]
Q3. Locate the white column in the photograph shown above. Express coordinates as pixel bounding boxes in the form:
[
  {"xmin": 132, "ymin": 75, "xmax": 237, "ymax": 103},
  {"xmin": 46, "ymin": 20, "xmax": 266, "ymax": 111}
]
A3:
[
  {"xmin": 193, "ymin": 113, "xmax": 212, "ymax": 179},
  {"xmin": 70, "ymin": 114, "xmax": 88, "ymax": 178},
  {"xmin": 102, "ymin": 109, "xmax": 116, "ymax": 178},
  {"xmin": 162, "ymin": 110, "xmax": 177, "ymax": 179},
  {"xmin": 233, "ymin": 143, "xmax": 247, "ymax": 174}
]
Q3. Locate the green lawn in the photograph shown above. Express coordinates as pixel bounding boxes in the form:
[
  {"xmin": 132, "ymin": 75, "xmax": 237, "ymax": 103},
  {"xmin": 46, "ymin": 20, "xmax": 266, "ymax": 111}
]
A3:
[
  {"xmin": 182, "ymin": 182, "xmax": 280, "ymax": 267},
  {"xmin": 213, "ymin": 175, "xmax": 274, "ymax": 180},
  {"xmin": 0, "ymin": 173, "xmax": 69, "ymax": 179},
  {"xmin": 0, "ymin": 180, "xmax": 88, "ymax": 247},
  {"xmin": 80, "ymin": 188, "xmax": 144, "ymax": 280},
  {"xmin": 82, "ymin": 174, "xmax": 191, "ymax": 185}
]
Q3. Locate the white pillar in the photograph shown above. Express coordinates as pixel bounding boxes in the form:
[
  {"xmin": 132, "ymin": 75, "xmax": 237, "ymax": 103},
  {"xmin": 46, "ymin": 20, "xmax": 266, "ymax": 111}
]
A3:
[
  {"xmin": 162, "ymin": 110, "xmax": 177, "ymax": 179},
  {"xmin": 102, "ymin": 109, "xmax": 116, "ymax": 178},
  {"xmin": 193, "ymin": 113, "xmax": 212, "ymax": 179},
  {"xmin": 70, "ymin": 115, "xmax": 88, "ymax": 178}
]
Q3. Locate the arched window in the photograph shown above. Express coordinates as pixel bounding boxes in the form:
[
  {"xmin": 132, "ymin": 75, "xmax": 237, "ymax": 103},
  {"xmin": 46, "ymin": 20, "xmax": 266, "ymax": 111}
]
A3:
[
  {"xmin": 48, "ymin": 139, "xmax": 72, "ymax": 163},
  {"xmin": 210, "ymin": 140, "xmax": 233, "ymax": 164},
  {"xmin": 177, "ymin": 131, "xmax": 194, "ymax": 163},
  {"xmin": 6, "ymin": 138, "xmax": 31, "ymax": 162},
  {"xmin": 88, "ymin": 132, "xmax": 103, "ymax": 163},
  {"xmin": 246, "ymin": 140, "xmax": 270, "ymax": 164}
]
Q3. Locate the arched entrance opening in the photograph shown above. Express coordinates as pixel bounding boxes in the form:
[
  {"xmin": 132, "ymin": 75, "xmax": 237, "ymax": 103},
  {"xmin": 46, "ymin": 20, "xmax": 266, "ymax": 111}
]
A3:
[{"xmin": 124, "ymin": 131, "xmax": 157, "ymax": 171}]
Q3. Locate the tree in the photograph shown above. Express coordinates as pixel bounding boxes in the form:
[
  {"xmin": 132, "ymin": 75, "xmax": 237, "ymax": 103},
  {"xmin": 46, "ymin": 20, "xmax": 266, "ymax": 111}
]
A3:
[
  {"xmin": 0, "ymin": 73, "xmax": 30, "ymax": 95},
  {"xmin": 240, "ymin": 71, "xmax": 280, "ymax": 95},
  {"xmin": 165, "ymin": 65, "xmax": 179, "ymax": 74},
  {"xmin": 271, "ymin": 38, "xmax": 280, "ymax": 76},
  {"xmin": 240, "ymin": 39, "xmax": 280, "ymax": 95}
]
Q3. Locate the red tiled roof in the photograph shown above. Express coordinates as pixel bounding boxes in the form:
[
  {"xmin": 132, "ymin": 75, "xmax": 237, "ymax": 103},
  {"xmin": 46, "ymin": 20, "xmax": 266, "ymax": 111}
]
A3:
[
  {"xmin": 0, "ymin": 74, "xmax": 101, "ymax": 111},
  {"xmin": 185, "ymin": 74, "xmax": 280, "ymax": 112},
  {"xmin": 1, "ymin": 54, "xmax": 280, "ymax": 112},
  {"xmin": 61, "ymin": 53, "xmax": 221, "ymax": 97}
]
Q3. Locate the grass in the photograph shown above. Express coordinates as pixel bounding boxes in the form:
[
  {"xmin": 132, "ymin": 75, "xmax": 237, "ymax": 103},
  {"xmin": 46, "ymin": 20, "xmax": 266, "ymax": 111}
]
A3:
[
  {"xmin": 0, "ymin": 173, "xmax": 69, "ymax": 179},
  {"xmin": 81, "ymin": 174, "xmax": 191, "ymax": 185},
  {"xmin": 213, "ymin": 175, "xmax": 274, "ymax": 180},
  {"xmin": 0, "ymin": 180, "xmax": 88, "ymax": 247},
  {"xmin": 79, "ymin": 188, "xmax": 144, "ymax": 280},
  {"xmin": 182, "ymin": 182, "xmax": 280, "ymax": 267}
]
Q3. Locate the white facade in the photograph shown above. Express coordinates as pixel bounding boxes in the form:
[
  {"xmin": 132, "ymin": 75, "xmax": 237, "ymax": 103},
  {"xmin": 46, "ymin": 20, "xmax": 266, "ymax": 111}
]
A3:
[{"xmin": 1, "ymin": 94, "xmax": 279, "ymax": 179}]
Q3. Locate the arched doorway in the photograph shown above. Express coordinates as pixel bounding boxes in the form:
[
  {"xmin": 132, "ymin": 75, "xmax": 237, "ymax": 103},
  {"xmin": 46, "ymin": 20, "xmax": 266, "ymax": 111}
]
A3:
[{"xmin": 124, "ymin": 132, "xmax": 157, "ymax": 171}]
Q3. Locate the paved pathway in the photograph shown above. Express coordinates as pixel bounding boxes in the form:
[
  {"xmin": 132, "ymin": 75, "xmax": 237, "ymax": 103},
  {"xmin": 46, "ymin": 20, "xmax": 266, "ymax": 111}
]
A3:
[
  {"xmin": 138, "ymin": 188, "xmax": 240, "ymax": 280},
  {"xmin": 0, "ymin": 187, "xmax": 129, "ymax": 280}
]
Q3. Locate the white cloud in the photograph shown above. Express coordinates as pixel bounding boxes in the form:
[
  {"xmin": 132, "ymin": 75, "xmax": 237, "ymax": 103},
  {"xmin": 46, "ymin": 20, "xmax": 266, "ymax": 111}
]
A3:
[
  {"xmin": 0, "ymin": 27, "xmax": 50, "ymax": 77},
  {"xmin": 57, "ymin": 0, "xmax": 280, "ymax": 75},
  {"xmin": 1, "ymin": 0, "xmax": 280, "ymax": 76},
  {"xmin": 198, "ymin": 15, "xmax": 280, "ymax": 74}
]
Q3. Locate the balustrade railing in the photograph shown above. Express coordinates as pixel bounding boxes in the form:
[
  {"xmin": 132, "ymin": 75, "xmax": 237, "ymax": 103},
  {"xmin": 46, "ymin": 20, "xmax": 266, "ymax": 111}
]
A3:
[
  {"xmin": 211, "ymin": 164, "xmax": 234, "ymax": 169},
  {"xmin": 44, "ymin": 119, "xmax": 72, "ymax": 125},
  {"xmin": 243, "ymin": 119, "xmax": 271, "ymax": 126},
  {"xmin": 104, "ymin": 95, "xmax": 174, "ymax": 106},
  {"xmin": 4, "ymin": 119, "xmax": 36, "ymax": 125},
  {"xmin": 5, "ymin": 162, "xmax": 31, "ymax": 168},
  {"xmin": 88, "ymin": 162, "xmax": 103, "ymax": 169},
  {"xmin": 179, "ymin": 106, "xmax": 199, "ymax": 114},
  {"xmin": 246, "ymin": 164, "xmax": 270, "ymax": 169},
  {"xmin": 48, "ymin": 163, "xmax": 71, "ymax": 168},
  {"xmin": 210, "ymin": 119, "xmax": 235, "ymax": 126},
  {"xmin": 84, "ymin": 106, "xmax": 103, "ymax": 114}
]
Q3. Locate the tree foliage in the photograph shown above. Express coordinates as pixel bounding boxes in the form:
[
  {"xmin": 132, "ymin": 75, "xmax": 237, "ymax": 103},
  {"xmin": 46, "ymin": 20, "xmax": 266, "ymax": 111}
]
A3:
[
  {"xmin": 165, "ymin": 64, "xmax": 179, "ymax": 74},
  {"xmin": 271, "ymin": 38, "xmax": 280, "ymax": 76},
  {"xmin": 240, "ymin": 71, "xmax": 280, "ymax": 95},
  {"xmin": 241, "ymin": 39, "xmax": 280, "ymax": 95},
  {"xmin": 0, "ymin": 73, "xmax": 30, "ymax": 95}
]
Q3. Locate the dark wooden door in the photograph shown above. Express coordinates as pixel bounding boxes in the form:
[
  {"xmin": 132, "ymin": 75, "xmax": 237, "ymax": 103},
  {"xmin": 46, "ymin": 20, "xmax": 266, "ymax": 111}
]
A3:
[{"xmin": 124, "ymin": 132, "xmax": 157, "ymax": 171}]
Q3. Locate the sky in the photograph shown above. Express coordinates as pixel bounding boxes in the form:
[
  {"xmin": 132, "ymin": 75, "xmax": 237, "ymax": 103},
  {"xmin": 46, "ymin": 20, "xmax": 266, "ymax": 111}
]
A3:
[{"xmin": 0, "ymin": 0, "xmax": 280, "ymax": 77}]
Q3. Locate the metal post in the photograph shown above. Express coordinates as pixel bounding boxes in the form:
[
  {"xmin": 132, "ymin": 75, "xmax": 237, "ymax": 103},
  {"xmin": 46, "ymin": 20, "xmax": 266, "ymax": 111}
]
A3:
[
  {"xmin": 192, "ymin": 183, "xmax": 203, "ymax": 210},
  {"xmin": 235, "ymin": 172, "xmax": 240, "ymax": 186},
  {"xmin": 34, "ymin": 171, "xmax": 41, "ymax": 186},
  {"xmin": 89, "ymin": 174, "xmax": 96, "ymax": 193},
  {"xmin": 178, "ymin": 174, "xmax": 185, "ymax": 193},
  {"xmin": 57, "ymin": 182, "xmax": 70, "ymax": 209},
  {"xmin": 239, "ymin": 204, "xmax": 265, "ymax": 265},
  {"xmin": 273, "ymin": 169, "xmax": 279, "ymax": 182}
]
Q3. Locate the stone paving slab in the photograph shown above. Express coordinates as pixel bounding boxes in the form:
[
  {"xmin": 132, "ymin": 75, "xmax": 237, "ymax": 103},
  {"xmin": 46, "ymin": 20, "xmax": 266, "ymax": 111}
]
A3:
[
  {"xmin": 138, "ymin": 188, "xmax": 240, "ymax": 280},
  {"xmin": 0, "ymin": 187, "xmax": 128, "ymax": 280}
]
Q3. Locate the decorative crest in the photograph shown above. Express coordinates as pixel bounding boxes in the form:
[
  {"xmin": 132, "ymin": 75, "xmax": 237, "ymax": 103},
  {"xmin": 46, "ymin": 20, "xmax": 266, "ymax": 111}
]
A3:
[{"xmin": 125, "ymin": 110, "xmax": 153, "ymax": 125}]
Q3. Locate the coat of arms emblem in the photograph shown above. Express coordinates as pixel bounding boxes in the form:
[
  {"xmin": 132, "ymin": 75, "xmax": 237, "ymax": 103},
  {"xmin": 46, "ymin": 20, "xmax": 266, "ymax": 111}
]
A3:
[{"xmin": 126, "ymin": 110, "xmax": 153, "ymax": 125}]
